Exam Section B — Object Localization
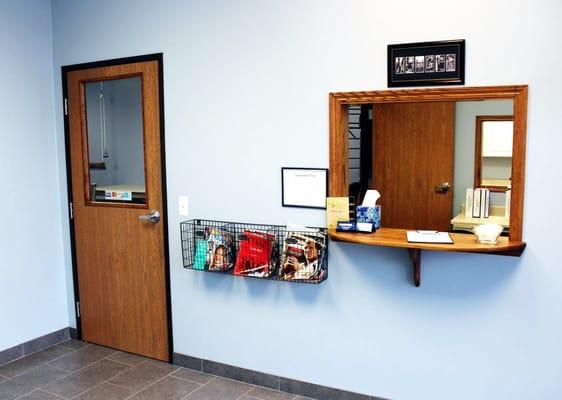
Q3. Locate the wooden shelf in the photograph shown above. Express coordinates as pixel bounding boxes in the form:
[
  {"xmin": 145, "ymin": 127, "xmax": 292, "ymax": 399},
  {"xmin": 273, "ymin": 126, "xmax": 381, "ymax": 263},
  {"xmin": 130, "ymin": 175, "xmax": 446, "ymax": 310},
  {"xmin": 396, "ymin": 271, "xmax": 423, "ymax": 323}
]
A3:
[{"xmin": 328, "ymin": 228, "xmax": 526, "ymax": 286}]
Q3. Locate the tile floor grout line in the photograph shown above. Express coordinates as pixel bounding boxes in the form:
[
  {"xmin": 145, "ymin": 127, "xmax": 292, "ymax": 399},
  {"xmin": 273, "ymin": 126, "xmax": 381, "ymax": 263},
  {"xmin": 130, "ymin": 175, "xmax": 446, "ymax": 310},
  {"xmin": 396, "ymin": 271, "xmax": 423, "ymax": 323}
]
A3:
[
  {"xmin": 120, "ymin": 373, "xmax": 177, "ymax": 400},
  {"xmin": 56, "ymin": 341, "xmax": 91, "ymax": 351},
  {"xmin": 0, "ymin": 338, "xmax": 71, "ymax": 369},
  {"xmin": 103, "ymin": 358, "xmax": 142, "ymax": 368},
  {"xmin": 168, "ymin": 369, "xmax": 216, "ymax": 386},
  {"xmin": 0, "ymin": 358, "xmax": 75, "ymax": 399},
  {"xmin": 103, "ymin": 351, "xmax": 153, "ymax": 368},
  {"xmin": 34, "ymin": 352, "xmax": 136, "ymax": 399},
  {"xmin": 107, "ymin": 363, "xmax": 183, "ymax": 399},
  {"xmin": 5, "ymin": 359, "xmax": 305, "ymax": 400},
  {"xmin": 176, "ymin": 378, "xmax": 206, "ymax": 400},
  {"xmin": 65, "ymin": 354, "xmax": 153, "ymax": 399},
  {"xmin": 40, "ymin": 386, "xmax": 70, "ymax": 399},
  {"xmin": 0, "ymin": 339, "xmax": 78, "ymax": 370},
  {"xmin": 0, "ymin": 344, "xmax": 81, "ymax": 380},
  {"xmin": 236, "ymin": 385, "xmax": 258, "ymax": 400},
  {"xmin": 12, "ymin": 390, "xmax": 42, "ymax": 400},
  {"xmin": 66, "ymin": 375, "xmax": 129, "ymax": 399},
  {"xmin": 46, "ymin": 347, "xmax": 124, "ymax": 375},
  {"xmin": 83, "ymin": 359, "xmax": 152, "ymax": 393},
  {"xmin": 67, "ymin": 359, "xmax": 144, "ymax": 398},
  {"xmin": 177, "ymin": 377, "xmax": 210, "ymax": 400},
  {"xmin": 244, "ymin": 389, "xmax": 299, "ymax": 400},
  {"xmin": 212, "ymin": 374, "xmax": 263, "ymax": 388},
  {"xmin": 5, "ymin": 346, "xmax": 310, "ymax": 400},
  {"xmin": 170, "ymin": 375, "xmax": 213, "ymax": 386}
]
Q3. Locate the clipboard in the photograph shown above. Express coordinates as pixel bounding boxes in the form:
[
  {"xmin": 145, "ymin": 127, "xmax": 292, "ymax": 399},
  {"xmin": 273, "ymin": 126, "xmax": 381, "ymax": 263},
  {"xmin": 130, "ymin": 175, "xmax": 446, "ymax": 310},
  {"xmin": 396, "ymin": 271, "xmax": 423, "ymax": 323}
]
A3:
[{"xmin": 406, "ymin": 230, "xmax": 454, "ymax": 244}]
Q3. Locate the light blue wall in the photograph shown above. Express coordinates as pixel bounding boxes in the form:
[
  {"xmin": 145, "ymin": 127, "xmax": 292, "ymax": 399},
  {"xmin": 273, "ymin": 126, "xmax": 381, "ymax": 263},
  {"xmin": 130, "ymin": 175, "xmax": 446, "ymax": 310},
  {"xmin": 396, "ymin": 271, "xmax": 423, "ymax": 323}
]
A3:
[
  {"xmin": 50, "ymin": 1, "xmax": 562, "ymax": 399},
  {"xmin": 0, "ymin": 0, "xmax": 69, "ymax": 350}
]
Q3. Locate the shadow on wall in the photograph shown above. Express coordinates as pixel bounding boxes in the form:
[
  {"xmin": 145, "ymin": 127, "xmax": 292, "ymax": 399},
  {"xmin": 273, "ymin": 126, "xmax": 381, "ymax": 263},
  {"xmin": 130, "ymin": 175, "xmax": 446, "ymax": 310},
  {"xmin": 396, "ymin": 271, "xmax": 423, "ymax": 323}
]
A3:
[
  {"xmin": 191, "ymin": 239, "xmax": 523, "ymax": 306},
  {"xmin": 197, "ymin": 267, "xmax": 325, "ymax": 304},
  {"xmin": 331, "ymin": 241, "xmax": 522, "ymax": 298}
]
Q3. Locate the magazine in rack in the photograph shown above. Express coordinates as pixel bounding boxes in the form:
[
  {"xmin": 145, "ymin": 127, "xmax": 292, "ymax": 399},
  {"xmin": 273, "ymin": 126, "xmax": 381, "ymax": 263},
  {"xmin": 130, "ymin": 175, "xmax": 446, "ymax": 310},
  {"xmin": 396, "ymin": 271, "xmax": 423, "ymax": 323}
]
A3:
[{"xmin": 280, "ymin": 231, "xmax": 327, "ymax": 281}]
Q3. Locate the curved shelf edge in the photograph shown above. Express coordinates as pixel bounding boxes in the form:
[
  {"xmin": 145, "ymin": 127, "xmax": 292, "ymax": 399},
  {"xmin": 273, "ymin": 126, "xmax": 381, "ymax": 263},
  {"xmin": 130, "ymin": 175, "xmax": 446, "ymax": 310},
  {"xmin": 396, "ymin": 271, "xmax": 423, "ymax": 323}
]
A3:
[{"xmin": 328, "ymin": 228, "xmax": 526, "ymax": 286}]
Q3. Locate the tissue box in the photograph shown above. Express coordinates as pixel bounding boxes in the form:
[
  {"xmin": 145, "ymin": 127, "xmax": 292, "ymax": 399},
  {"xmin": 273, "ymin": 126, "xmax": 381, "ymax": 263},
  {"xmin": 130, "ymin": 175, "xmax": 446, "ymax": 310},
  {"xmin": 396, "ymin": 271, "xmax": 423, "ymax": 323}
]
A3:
[{"xmin": 356, "ymin": 205, "xmax": 381, "ymax": 229}]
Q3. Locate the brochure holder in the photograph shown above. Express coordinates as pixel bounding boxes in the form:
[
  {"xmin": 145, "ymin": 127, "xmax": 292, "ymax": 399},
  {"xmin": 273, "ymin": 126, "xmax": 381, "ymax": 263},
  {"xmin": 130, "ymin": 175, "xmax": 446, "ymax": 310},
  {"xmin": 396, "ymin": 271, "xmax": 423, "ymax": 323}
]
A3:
[{"xmin": 180, "ymin": 219, "xmax": 328, "ymax": 284}]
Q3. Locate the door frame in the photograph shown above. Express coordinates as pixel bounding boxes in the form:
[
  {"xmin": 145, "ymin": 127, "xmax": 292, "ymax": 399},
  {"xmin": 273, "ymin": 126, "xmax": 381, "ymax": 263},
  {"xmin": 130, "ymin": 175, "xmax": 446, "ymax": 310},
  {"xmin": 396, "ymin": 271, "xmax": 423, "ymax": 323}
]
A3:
[{"xmin": 61, "ymin": 53, "xmax": 173, "ymax": 361}]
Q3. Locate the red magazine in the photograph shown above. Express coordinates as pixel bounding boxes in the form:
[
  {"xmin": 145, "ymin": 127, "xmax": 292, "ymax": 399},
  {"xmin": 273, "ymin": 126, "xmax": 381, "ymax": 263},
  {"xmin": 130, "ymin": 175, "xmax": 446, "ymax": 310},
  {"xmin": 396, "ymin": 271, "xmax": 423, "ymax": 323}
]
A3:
[{"xmin": 234, "ymin": 230, "xmax": 276, "ymax": 277}]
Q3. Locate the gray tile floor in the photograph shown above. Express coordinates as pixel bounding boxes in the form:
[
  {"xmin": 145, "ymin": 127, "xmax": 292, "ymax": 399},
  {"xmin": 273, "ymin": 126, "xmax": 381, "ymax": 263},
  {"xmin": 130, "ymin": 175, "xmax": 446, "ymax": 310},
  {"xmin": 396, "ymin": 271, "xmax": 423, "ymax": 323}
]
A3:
[{"xmin": 0, "ymin": 340, "xmax": 313, "ymax": 400}]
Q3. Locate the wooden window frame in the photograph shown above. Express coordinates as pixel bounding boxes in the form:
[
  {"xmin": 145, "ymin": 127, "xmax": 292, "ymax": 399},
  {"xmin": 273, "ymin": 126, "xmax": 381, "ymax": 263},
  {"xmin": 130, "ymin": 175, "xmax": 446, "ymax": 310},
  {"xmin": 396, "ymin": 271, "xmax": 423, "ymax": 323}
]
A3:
[{"xmin": 329, "ymin": 85, "xmax": 528, "ymax": 242}]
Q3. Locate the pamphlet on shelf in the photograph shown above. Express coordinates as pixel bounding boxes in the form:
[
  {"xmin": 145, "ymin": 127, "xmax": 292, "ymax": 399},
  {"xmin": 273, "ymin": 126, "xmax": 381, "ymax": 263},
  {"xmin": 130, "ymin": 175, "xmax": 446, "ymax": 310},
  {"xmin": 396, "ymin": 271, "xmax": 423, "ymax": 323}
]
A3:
[
  {"xmin": 406, "ymin": 230, "xmax": 454, "ymax": 244},
  {"xmin": 326, "ymin": 197, "xmax": 350, "ymax": 229}
]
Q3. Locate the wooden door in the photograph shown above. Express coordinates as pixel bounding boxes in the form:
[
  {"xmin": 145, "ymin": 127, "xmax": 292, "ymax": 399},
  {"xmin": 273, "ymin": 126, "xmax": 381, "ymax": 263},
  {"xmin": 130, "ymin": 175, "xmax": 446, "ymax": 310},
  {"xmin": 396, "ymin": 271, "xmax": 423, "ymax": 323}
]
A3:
[
  {"xmin": 66, "ymin": 60, "xmax": 169, "ymax": 361},
  {"xmin": 372, "ymin": 102, "xmax": 455, "ymax": 231}
]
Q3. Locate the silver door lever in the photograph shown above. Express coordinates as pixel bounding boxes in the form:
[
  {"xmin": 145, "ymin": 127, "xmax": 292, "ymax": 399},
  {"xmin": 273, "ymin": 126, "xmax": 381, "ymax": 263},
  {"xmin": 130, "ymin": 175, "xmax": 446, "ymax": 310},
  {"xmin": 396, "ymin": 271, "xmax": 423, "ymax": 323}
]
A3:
[{"xmin": 139, "ymin": 210, "xmax": 160, "ymax": 224}]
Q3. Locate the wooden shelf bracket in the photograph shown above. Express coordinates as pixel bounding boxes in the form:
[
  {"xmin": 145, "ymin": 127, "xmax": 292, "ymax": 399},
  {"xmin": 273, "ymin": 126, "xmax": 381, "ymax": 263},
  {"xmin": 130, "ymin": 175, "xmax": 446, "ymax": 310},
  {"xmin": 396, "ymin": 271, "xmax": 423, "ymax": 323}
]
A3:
[
  {"xmin": 328, "ymin": 228, "xmax": 525, "ymax": 287},
  {"xmin": 408, "ymin": 248, "xmax": 421, "ymax": 287}
]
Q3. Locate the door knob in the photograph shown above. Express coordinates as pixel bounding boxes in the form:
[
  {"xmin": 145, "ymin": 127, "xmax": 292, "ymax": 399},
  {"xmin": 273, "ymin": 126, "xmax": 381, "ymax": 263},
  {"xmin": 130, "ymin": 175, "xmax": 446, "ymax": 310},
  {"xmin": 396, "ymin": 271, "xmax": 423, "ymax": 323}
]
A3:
[
  {"xmin": 139, "ymin": 210, "xmax": 161, "ymax": 224},
  {"xmin": 434, "ymin": 182, "xmax": 451, "ymax": 193}
]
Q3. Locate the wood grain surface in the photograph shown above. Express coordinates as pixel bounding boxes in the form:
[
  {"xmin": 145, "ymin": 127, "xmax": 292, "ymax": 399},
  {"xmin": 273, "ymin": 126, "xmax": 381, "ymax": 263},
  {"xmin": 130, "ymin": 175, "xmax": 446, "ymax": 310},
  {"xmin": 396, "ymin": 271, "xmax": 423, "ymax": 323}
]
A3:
[
  {"xmin": 329, "ymin": 228, "xmax": 525, "ymax": 256},
  {"xmin": 67, "ymin": 60, "xmax": 169, "ymax": 361},
  {"xmin": 372, "ymin": 102, "xmax": 455, "ymax": 231}
]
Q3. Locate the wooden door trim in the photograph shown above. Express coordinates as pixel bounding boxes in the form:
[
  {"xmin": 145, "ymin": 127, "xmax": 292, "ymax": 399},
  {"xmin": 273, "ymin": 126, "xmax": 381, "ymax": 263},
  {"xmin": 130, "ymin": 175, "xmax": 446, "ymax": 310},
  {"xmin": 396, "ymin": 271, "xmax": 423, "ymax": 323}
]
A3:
[
  {"xmin": 74, "ymin": 69, "xmax": 150, "ymax": 209},
  {"xmin": 61, "ymin": 53, "xmax": 173, "ymax": 361},
  {"xmin": 329, "ymin": 85, "xmax": 528, "ymax": 242},
  {"xmin": 473, "ymin": 115, "xmax": 514, "ymax": 191}
]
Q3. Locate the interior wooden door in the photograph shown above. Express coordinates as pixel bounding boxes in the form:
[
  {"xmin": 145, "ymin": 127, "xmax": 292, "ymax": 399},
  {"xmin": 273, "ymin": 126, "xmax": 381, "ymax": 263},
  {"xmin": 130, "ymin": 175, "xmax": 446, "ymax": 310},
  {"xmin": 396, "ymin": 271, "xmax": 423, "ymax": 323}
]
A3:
[
  {"xmin": 372, "ymin": 102, "xmax": 455, "ymax": 231},
  {"xmin": 66, "ymin": 60, "xmax": 169, "ymax": 361}
]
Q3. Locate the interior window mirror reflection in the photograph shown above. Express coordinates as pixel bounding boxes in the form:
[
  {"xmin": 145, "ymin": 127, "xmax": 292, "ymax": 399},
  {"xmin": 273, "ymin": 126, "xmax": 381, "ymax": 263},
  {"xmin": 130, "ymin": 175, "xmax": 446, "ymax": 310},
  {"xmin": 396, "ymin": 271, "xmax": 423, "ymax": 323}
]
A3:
[{"xmin": 84, "ymin": 76, "xmax": 147, "ymax": 204}]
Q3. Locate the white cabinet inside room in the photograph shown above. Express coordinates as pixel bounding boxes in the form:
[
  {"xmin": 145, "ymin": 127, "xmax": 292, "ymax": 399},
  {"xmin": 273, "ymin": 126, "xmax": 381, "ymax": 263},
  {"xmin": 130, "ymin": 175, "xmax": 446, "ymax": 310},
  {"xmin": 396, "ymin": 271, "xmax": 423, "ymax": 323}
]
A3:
[{"xmin": 482, "ymin": 120, "xmax": 513, "ymax": 157}]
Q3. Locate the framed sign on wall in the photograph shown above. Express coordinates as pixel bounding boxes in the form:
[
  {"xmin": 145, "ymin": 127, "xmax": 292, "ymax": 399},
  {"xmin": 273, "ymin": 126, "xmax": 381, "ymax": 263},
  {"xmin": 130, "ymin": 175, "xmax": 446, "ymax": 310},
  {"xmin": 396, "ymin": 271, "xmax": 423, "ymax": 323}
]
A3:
[
  {"xmin": 281, "ymin": 167, "xmax": 328, "ymax": 209},
  {"xmin": 388, "ymin": 39, "xmax": 465, "ymax": 87}
]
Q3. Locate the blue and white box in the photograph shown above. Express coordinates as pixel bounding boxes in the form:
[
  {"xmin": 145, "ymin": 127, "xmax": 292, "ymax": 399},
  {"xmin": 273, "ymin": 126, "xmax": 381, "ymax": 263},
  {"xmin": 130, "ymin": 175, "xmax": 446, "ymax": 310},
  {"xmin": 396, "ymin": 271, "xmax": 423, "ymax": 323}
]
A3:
[{"xmin": 356, "ymin": 205, "xmax": 381, "ymax": 230}]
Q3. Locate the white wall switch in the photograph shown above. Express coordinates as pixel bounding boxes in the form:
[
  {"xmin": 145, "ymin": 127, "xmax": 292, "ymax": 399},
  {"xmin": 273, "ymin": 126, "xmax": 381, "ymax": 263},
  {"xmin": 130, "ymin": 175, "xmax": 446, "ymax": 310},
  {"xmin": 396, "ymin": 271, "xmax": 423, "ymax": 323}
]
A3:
[{"xmin": 179, "ymin": 196, "xmax": 189, "ymax": 216}]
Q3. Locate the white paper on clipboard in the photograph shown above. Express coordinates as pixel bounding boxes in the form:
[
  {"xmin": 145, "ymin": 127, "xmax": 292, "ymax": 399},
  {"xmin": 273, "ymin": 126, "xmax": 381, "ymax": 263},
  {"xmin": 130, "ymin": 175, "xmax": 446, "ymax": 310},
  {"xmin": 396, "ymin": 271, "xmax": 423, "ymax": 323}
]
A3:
[{"xmin": 406, "ymin": 231, "xmax": 453, "ymax": 244}]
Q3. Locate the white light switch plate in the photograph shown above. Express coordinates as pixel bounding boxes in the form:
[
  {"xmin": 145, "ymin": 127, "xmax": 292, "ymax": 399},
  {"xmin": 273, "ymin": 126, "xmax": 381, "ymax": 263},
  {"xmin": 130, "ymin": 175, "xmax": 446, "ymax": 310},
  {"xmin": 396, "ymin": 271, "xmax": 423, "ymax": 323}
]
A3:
[{"xmin": 179, "ymin": 196, "xmax": 189, "ymax": 216}]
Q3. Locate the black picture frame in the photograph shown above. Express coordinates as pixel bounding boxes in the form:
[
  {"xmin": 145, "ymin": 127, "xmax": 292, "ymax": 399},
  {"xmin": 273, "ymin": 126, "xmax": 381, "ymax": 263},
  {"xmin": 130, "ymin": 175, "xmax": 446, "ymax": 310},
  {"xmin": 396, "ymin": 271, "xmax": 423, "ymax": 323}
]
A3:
[
  {"xmin": 388, "ymin": 39, "xmax": 465, "ymax": 87},
  {"xmin": 281, "ymin": 167, "xmax": 329, "ymax": 209}
]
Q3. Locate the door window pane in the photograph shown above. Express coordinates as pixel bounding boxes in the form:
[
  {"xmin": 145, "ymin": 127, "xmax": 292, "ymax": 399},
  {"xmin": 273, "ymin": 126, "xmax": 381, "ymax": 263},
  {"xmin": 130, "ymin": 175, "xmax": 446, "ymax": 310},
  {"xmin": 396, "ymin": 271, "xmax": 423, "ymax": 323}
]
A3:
[{"xmin": 84, "ymin": 76, "xmax": 146, "ymax": 204}]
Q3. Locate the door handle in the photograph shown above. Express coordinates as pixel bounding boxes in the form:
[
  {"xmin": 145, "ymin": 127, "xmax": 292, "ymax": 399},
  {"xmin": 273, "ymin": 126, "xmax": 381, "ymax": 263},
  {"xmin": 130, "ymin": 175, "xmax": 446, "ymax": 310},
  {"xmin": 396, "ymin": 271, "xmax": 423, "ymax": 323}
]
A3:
[
  {"xmin": 139, "ymin": 210, "xmax": 161, "ymax": 224},
  {"xmin": 434, "ymin": 182, "xmax": 451, "ymax": 193}
]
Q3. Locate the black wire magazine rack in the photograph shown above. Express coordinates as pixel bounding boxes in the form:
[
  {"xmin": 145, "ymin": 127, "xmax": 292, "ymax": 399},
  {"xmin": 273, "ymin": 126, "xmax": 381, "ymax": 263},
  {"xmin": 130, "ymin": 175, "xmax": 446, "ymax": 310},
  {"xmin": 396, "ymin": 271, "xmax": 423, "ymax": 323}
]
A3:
[{"xmin": 180, "ymin": 219, "xmax": 328, "ymax": 284}]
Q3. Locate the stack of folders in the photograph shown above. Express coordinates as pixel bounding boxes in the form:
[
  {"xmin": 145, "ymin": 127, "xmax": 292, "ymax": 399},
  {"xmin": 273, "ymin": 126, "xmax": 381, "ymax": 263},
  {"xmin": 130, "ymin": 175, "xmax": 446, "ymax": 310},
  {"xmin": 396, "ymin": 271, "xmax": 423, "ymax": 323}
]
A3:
[{"xmin": 465, "ymin": 188, "xmax": 490, "ymax": 218}]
